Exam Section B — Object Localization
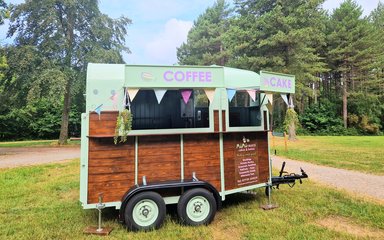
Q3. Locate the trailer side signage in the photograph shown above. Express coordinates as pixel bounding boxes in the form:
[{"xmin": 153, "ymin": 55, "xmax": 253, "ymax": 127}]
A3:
[
  {"xmin": 260, "ymin": 70, "xmax": 295, "ymax": 94},
  {"xmin": 235, "ymin": 136, "xmax": 259, "ymax": 187},
  {"xmin": 125, "ymin": 65, "xmax": 220, "ymax": 88}
]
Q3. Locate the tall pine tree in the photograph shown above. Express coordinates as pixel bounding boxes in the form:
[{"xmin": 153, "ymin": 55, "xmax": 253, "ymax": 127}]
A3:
[{"xmin": 177, "ymin": 0, "xmax": 232, "ymax": 65}]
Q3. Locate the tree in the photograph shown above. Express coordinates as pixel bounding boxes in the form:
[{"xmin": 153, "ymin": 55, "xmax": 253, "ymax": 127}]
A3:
[
  {"xmin": 226, "ymin": 0, "xmax": 328, "ymax": 134},
  {"xmin": 177, "ymin": 0, "xmax": 232, "ymax": 65},
  {"xmin": 8, "ymin": 0, "xmax": 131, "ymax": 144},
  {"xmin": 326, "ymin": 0, "xmax": 375, "ymax": 128}
]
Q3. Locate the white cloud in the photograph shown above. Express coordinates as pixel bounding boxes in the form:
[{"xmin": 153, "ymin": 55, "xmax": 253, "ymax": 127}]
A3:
[{"xmin": 144, "ymin": 18, "xmax": 193, "ymax": 65}]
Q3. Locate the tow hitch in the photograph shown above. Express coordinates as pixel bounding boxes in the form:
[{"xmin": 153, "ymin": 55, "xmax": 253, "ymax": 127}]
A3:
[{"xmin": 266, "ymin": 161, "xmax": 308, "ymax": 196}]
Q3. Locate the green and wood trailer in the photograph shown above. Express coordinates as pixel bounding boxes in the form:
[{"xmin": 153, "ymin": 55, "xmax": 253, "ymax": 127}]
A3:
[{"xmin": 80, "ymin": 64, "xmax": 307, "ymax": 231}]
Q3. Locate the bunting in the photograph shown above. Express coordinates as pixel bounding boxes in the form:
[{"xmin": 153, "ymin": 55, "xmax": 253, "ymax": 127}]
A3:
[
  {"xmin": 181, "ymin": 89, "xmax": 192, "ymax": 104},
  {"xmin": 154, "ymin": 89, "xmax": 167, "ymax": 104},
  {"xmin": 204, "ymin": 89, "xmax": 215, "ymax": 104},
  {"xmin": 226, "ymin": 89, "xmax": 236, "ymax": 102},
  {"xmin": 127, "ymin": 88, "xmax": 139, "ymax": 101},
  {"xmin": 266, "ymin": 102, "xmax": 273, "ymax": 112},
  {"xmin": 281, "ymin": 93, "xmax": 289, "ymax": 106},
  {"xmin": 266, "ymin": 93, "xmax": 273, "ymax": 105},
  {"xmin": 94, "ymin": 104, "xmax": 103, "ymax": 120},
  {"xmin": 247, "ymin": 90, "xmax": 257, "ymax": 102}
]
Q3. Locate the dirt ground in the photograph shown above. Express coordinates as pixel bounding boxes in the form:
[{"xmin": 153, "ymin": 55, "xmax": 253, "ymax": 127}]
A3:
[{"xmin": 0, "ymin": 146, "xmax": 80, "ymax": 169}]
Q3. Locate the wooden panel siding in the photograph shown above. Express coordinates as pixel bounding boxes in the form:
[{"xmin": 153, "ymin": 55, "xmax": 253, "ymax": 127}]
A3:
[
  {"xmin": 89, "ymin": 111, "xmax": 118, "ymax": 136},
  {"xmin": 224, "ymin": 132, "xmax": 269, "ymax": 191},
  {"xmin": 184, "ymin": 134, "xmax": 221, "ymax": 192},
  {"xmin": 138, "ymin": 135, "xmax": 181, "ymax": 183},
  {"xmin": 214, "ymin": 110, "xmax": 219, "ymax": 132},
  {"xmin": 87, "ymin": 137, "xmax": 135, "ymax": 204},
  {"xmin": 222, "ymin": 110, "xmax": 226, "ymax": 132}
]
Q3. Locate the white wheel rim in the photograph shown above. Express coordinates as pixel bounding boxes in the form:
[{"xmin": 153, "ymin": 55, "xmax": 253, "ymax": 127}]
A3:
[
  {"xmin": 186, "ymin": 196, "xmax": 210, "ymax": 222},
  {"xmin": 132, "ymin": 199, "xmax": 159, "ymax": 227}
]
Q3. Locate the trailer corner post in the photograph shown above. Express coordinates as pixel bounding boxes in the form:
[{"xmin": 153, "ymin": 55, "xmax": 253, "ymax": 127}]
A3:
[
  {"xmin": 80, "ymin": 113, "xmax": 89, "ymax": 206},
  {"xmin": 180, "ymin": 134, "xmax": 184, "ymax": 180},
  {"xmin": 135, "ymin": 136, "xmax": 138, "ymax": 185}
]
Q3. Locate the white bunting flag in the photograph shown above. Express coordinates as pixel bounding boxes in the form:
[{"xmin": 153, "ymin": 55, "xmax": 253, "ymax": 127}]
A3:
[
  {"xmin": 127, "ymin": 88, "xmax": 139, "ymax": 101},
  {"xmin": 281, "ymin": 93, "xmax": 289, "ymax": 106},
  {"xmin": 204, "ymin": 89, "xmax": 215, "ymax": 104},
  {"xmin": 266, "ymin": 93, "xmax": 273, "ymax": 105},
  {"xmin": 247, "ymin": 90, "xmax": 256, "ymax": 102},
  {"xmin": 266, "ymin": 102, "xmax": 273, "ymax": 112},
  {"xmin": 154, "ymin": 89, "xmax": 167, "ymax": 104}
]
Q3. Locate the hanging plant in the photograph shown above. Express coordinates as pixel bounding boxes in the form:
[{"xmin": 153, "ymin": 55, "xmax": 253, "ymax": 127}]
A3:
[{"xmin": 114, "ymin": 109, "xmax": 132, "ymax": 144}]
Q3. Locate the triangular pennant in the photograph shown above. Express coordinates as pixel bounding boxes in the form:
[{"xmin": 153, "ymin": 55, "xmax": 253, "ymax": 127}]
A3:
[
  {"xmin": 281, "ymin": 93, "xmax": 289, "ymax": 106},
  {"xmin": 287, "ymin": 93, "xmax": 294, "ymax": 108},
  {"xmin": 127, "ymin": 88, "xmax": 139, "ymax": 101},
  {"xmin": 266, "ymin": 93, "xmax": 273, "ymax": 105},
  {"xmin": 266, "ymin": 102, "xmax": 273, "ymax": 112},
  {"xmin": 204, "ymin": 89, "xmax": 215, "ymax": 104},
  {"xmin": 247, "ymin": 90, "xmax": 256, "ymax": 102},
  {"xmin": 181, "ymin": 90, "xmax": 192, "ymax": 104},
  {"xmin": 94, "ymin": 104, "xmax": 103, "ymax": 120},
  {"xmin": 226, "ymin": 89, "xmax": 236, "ymax": 102},
  {"xmin": 154, "ymin": 89, "xmax": 167, "ymax": 104}
]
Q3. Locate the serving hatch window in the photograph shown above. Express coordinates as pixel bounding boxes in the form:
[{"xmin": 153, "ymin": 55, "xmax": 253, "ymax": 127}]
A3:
[
  {"xmin": 229, "ymin": 91, "xmax": 261, "ymax": 127},
  {"xmin": 130, "ymin": 89, "xmax": 210, "ymax": 130}
]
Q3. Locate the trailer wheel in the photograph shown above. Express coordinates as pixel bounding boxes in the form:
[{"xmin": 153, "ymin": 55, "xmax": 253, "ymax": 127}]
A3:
[
  {"xmin": 177, "ymin": 188, "xmax": 216, "ymax": 226},
  {"xmin": 124, "ymin": 191, "xmax": 166, "ymax": 231}
]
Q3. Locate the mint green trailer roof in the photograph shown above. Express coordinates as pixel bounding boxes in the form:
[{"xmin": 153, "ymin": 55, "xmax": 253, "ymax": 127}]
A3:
[{"xmin": 85, "ymin": 63, "xmax": 294, "ymax": 112}]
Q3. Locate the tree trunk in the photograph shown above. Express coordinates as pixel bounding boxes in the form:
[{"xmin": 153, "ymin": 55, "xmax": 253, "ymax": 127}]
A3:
[
  {"xmin": 342, "ymin": 77, "xmax": 348, "ymax": 128},
  {"xmin": 58, "ymin": 5, "xmax": 75, "ymax": 145},
  {"xmin": 58, "ymin": 80, "xmax": 71, "ymax": 145},
  {"xmin": 288, "ymin": 120, "xmax": 296, "ymax": 140}
]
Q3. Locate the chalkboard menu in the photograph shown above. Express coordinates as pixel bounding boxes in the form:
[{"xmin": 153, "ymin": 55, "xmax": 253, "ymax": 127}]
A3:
[{"xmin": 235, "ymin": 136, "xmax": 259, "ymax": 187}]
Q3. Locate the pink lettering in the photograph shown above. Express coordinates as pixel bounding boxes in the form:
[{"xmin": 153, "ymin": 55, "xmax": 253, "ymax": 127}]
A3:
[
  {"xmin": 174, "ymin": 71, "xmax": 184, "ymax": 81},
  {"xmin": 206, "ymin": 72, "xmax": 212, "ymax": 82},
  {"xmin": 164, "ymin": 71, "xmax": 173, "ymax": 81},
  {"xmin": 199, "ymin": 72, "xmax": 205, "ymax": 82}
]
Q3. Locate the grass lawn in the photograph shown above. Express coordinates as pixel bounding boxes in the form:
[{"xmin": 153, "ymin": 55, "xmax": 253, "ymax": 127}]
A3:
[
  {"xmin": 0, "ymin": 159, "xmax": 383, "ymax": 239},
  {"xmin": 272, "ymin": 136, "xmax": 384, "ymax": 175},
  {"xmin": 0, "ymin": 139, "xmax": 80, "ymax": 148}
]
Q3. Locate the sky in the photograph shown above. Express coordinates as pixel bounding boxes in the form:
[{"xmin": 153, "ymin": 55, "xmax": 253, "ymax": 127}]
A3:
[{"xmin": 0, "ymin": 0, "xmax": 382, "ymax": 65}]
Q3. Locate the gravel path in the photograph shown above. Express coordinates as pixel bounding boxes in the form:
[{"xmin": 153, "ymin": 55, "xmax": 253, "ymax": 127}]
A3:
[
  {"xmin": 0, "ymin": 147, "xmax": 80, "ymax": 168},
  {"xmin": 272, "ymin": 155, "xmax": 384, "ymax": 203}
]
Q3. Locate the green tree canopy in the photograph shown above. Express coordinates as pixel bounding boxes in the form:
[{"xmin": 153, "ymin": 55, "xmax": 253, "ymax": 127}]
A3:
[
  {"xmin": 177, "ymin": 0, "xmax": 232, "ymax": 65},
  {"xmin": 7, "ymin": 0, "xmax": 131, "ymax": 144}
]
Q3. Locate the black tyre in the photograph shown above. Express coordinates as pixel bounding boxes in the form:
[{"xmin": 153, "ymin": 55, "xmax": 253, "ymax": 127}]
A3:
[
  {"xmin": 124, "ymin": 191, "xmax": 166, "ymax": 231},
  {"xmin": 177, "ymin": 188, "xmax": 217, "ymax": 226}
]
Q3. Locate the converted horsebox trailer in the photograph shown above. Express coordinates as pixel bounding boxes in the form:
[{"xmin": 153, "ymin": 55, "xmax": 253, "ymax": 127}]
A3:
[{"xmin": 80, "ymin": 64, "xmax": 307, "ymax": 231}]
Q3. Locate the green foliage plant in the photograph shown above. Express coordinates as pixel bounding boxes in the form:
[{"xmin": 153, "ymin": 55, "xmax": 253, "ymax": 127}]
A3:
[
  {"xmin": 114, "ymin": 109, "xmax": 132, "ymax": 144},
  {"xmin": 283, "ymin": 107, "xmax": 299, "ymax": 140}
]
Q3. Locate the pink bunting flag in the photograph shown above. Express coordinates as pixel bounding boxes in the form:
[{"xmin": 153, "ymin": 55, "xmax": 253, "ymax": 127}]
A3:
[
  {"xmin": 181, "ymin": 90, "xmax": 192, "ymax": 104},
  {"xmin": 247, "ymin": 90, "xmax": 256, "ymax": 102}
]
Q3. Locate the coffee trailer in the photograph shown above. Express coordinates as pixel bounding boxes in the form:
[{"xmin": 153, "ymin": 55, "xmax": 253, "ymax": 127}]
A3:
[{"xmin": 80, "ymin": 64, "xmax": 305, "ymax": 231}]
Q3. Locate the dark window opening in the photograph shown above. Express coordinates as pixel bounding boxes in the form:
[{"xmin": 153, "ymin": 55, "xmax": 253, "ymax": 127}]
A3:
[
  {"xmin": 229, "ymin": 91, "xmax": 261, "ymax": 127},
  {"xmin": 130, "ymin": 90, "xmax": 210, "ymax": 130}
]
